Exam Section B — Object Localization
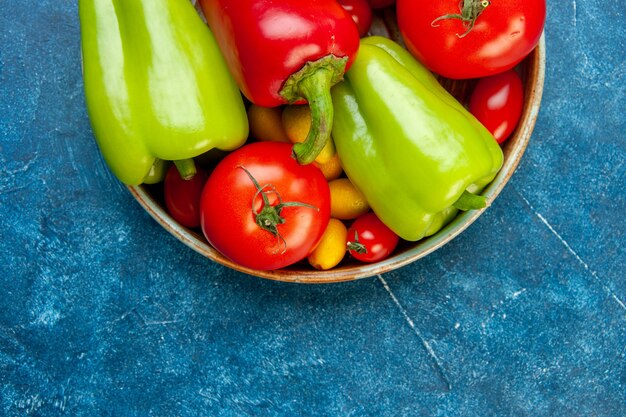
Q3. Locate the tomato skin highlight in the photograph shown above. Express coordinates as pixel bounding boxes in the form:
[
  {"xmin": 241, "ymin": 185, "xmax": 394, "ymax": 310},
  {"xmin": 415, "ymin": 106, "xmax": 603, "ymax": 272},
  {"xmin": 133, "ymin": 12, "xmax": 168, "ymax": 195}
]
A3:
[
  {"xmin": 163, "ymin": 164, "xmax": 208, "ymax": 228},
  {"xmin": 397, "ymin": 0, "xmax": 546, "ymax": 79},
  {"xmin": 469, "ymin": 69, "xmax": 524, "ymax": 144},
  {"xmin": 199, "ymin": 142, "xmax": 331, "ymax": 271},
  {"xmin": 346, "ymin": 212, "xmax": 399, "ymax": 263}
]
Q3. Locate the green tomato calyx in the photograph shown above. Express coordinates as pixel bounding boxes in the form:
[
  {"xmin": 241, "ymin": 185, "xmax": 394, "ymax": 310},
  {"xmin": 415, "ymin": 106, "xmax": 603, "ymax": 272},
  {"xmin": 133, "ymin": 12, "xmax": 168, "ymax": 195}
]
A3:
[
  {"xmin": 239, "ymin": 165, "xmax": 318, "ymax": 254},
  {"xmin": 346, "ymin": 231, "xmax": 368, "ymax": 255},
  {"xmin": 431, "ymin": 0, "xmax": 491, "ymax": 38}
]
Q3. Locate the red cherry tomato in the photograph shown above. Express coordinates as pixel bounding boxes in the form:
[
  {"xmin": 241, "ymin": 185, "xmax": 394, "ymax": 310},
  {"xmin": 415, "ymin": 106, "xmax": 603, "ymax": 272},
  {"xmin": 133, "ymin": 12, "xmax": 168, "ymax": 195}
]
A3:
[
  {"xmin": 163, "ymin": 164, "xmax": 208, "ymax": 228},
  {"xmin": 338, "ymin": 0, "xmax": 373, "ymax": 37},
  {"xmin": 469, "ymin": 69, "xmax": 524, "ymax": 144},
  {"xmin": 200, "ymin": 142, "xmax": 331, "ymax": 271},
  {"xmin": 367, "ymin": 0, "xmax": 395, "ymax": 9},
  {"xmin": 397, "ymin": 0, "xmax": 546, "ymax": 79},
  {"xmin": 346, "ymin": 212, "xmax": 399, "ymax": 263}
]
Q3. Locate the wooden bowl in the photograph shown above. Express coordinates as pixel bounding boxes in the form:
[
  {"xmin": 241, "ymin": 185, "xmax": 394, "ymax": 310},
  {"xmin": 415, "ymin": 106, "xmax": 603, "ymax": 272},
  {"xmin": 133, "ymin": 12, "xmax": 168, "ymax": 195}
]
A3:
[{"xmin": 128, "ymin": 19, "xmax": 545, "ymax": 284}]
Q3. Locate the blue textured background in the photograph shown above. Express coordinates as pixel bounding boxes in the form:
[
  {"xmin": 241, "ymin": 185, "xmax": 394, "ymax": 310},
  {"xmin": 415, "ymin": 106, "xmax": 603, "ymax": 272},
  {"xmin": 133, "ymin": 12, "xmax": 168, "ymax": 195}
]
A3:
[{"xmin": 1, "ymin": 1, "xmax": 624, "ymax": 416}]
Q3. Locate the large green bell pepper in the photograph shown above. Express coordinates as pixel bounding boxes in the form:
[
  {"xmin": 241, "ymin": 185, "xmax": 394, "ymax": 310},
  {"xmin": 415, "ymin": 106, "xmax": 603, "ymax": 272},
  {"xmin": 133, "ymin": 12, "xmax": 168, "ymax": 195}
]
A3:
[
  {"xmin": 79, "ymin": 0, "xmax": 248, "ymax": 185},
  {"xmin": 331, "ymin": 36, "xmax": 504, "ymax": 241}
]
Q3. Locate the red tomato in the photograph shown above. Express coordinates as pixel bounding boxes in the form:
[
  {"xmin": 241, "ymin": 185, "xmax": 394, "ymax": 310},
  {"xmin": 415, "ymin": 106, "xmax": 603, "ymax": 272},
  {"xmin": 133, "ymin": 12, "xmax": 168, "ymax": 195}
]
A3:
[
  {"xmin": 338, "ymin": 0, "xmax": 373, "ymax": 37},
  {"xmin": 469, "ymin": 69, "xmax": 524, "ymax": 144},
  {"xmin": 346, "ymin": 212, "xmax": 399, "ymax": 263},
  {"xmin": 397, "ymin": 0, "xmax": 545, "ymax": 79},
  {"xmin": 367, "ymin": 0, "xmax": 395, "ymax": 9},
  {"xmin": 200, "ymin": 142, "xmax": 331, "ymax": 271},
  {"xmin": 163, "ymin": 164, "xmax": 208, "ymax": 228}
]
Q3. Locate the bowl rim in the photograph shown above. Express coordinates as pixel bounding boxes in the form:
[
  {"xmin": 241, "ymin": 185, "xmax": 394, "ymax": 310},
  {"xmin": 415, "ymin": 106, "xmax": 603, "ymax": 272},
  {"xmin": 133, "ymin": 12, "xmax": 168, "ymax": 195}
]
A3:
[{"xmin": 128, "ymin": 34, "xmax": 546, "ymax": 284}]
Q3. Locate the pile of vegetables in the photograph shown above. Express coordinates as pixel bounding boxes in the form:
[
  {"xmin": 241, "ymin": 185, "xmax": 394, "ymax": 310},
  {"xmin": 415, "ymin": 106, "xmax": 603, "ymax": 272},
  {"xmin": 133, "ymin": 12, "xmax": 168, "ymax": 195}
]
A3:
[{"xmin": 79, "ymin": 0, "xmax": 545, "ymax": 271}]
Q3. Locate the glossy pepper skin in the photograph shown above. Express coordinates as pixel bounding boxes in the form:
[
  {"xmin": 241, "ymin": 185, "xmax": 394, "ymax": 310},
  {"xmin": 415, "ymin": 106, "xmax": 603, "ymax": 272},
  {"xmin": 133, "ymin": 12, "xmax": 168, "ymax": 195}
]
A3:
[
  {"xmin": 198, "ymin": 0, "xmax": 360, "ymax": 165},
  {"xmin": 331, "ymin": 36, "xmax": 504, "ymax": 241},
  {"xmin": 79, "ymin": 0, "xmax": 248, "ymax": 185}
]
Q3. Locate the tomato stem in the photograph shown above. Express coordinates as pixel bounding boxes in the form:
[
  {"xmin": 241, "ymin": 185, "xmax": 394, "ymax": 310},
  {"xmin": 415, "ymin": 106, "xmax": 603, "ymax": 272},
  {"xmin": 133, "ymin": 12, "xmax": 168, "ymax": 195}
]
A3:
[
  {"xmin": 431, "ymin": 0, "xmax": 491, "ymax": 38},
  {"xmin": 346, "ymin": 231, "xmax": 367, "ymax": 254},
  {"xmin": 239, "ymin": 165, "xmax": 319, "ymax": 253}
]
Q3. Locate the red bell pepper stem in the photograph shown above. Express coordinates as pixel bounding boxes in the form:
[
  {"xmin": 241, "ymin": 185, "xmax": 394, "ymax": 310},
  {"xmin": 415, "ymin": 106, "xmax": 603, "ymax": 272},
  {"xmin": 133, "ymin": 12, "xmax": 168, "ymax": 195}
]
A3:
[
  {"xmin": 280, "ymin": 55, "xmax": 348, "ymax": 165},
  {"xmin": 288, "ymin": 68, "xmax": 333, "ymax": 165}
]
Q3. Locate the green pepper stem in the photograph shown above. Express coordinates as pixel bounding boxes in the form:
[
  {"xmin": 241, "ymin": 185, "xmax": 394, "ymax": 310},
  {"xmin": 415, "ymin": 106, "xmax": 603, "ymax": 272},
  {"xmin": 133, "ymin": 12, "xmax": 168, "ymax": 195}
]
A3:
[
  {"xmin": 279, "ymin": 55, "xmax": 348, "ymax": 165},
  {"xmin": 142, "ymin": 158, "xmax": 169, "ymax": 185},
  {"xmin": 453, "ymin": 190, "xmax": 487, "ymax": 211},
  {"xmin": 173, "ymin": 158, "xmax": 196, "ymax": 180}
]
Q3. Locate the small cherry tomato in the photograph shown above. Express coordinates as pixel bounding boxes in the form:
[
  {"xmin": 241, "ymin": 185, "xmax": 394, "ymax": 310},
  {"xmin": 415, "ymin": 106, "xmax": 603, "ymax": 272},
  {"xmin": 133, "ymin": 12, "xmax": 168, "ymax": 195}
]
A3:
[
  {"xmin": 329, "ymin": 178, "xmax": 370, "ymax": 220},
  {"xmin": 338, "ymin": 0, "xmax": 373, "ymax": 37},
  {"xmin": 200, "ymin": 142, "xmax": 331, "ymax": 271},
  {"xmin": 346, "ymin": 212, "xmax": 399, "ymax": 263},
  {"xmin": 163, "ymin": 164, "xmax": 208, "ymax": 228},
  {"xmin": 307, "ymin": 218, "xmax": 348, "ymax": 270},
  {"xmin": 247, "ymin": 104, "xmax": 290, "ymax": 143},
  {"xmin": 313, "ymin": 152, "xmax": 343, "ymax": 181},
  {"xmin": 469, "ymin": 69, "xmax": 524, "ymax": 144}
]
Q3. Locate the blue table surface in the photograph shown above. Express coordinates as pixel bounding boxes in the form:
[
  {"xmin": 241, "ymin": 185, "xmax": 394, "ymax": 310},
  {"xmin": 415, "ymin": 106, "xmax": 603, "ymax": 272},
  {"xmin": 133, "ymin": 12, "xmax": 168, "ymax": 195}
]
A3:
[{"xmin": 1, "ymin": 1, "xmax": 624, "ymax": 416}]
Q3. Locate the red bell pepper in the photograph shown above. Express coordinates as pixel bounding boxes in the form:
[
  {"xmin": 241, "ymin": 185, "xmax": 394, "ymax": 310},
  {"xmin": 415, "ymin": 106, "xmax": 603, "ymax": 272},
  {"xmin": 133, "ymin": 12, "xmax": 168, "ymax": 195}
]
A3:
[{"xmin": 198, "ymin": 0, "xmax": 360, "ymax": 165}]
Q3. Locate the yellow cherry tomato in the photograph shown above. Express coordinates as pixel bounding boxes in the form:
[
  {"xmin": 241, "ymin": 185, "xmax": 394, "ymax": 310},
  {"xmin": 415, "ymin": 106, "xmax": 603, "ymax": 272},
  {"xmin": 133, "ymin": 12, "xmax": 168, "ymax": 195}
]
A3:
[
  {"xmin": 329, "ymin": 178, "xmax": 370, "ymax": 220},
  {"xmin": 282, "ymin": 104, "xmax": 336, "ymax": 164},
  {"xmin": 307, "ymin": 218, "xmax": 348, "ymax": 270},
  {"xmin": 247, "ymin": 104, "xmax": 290, "ymax": 143},
  {"xmin": 314, "ymin": 152, "xmax": 343, "ymax": 181}
]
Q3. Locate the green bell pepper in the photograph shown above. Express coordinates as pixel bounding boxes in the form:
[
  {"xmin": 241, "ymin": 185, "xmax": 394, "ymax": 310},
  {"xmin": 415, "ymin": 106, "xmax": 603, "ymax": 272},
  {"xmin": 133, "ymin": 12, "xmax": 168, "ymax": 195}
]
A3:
[
  {"xmin": 79, "ymin": 0, "xmax": 248, "ymax": 185},
  {"xmin": 331, "ymin": 36, "xmax": 504, "ymax": 241}
]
